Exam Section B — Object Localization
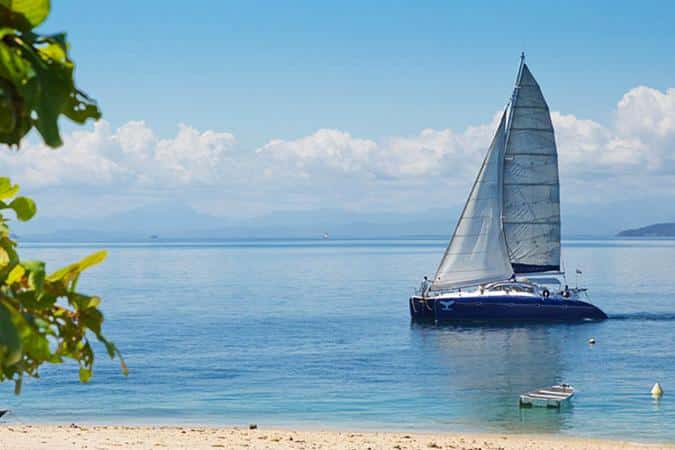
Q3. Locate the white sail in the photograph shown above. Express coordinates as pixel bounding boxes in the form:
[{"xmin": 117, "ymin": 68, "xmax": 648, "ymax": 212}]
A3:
[
  {"xmin": 503, "ymin": 62, "xmax": 561, "ymax": 273},
  {"xmin": 432, "ymin": 111, "xmax": 513, "ymax": 290}
]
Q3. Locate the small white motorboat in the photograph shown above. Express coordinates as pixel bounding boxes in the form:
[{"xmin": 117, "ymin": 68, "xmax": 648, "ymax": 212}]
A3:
[{"xmin": 519, "ymin": 384, "xmax": 575, "ymax": 408}]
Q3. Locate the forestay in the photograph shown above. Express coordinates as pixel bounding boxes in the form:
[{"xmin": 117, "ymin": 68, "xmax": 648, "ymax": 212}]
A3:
[
  {"xmin": 503, "ymin": 63, "xmax": 561, "ymax": 273},
  {"xmin": 431, "ymin": 111, "xmax": 513, "ymax": 290}
]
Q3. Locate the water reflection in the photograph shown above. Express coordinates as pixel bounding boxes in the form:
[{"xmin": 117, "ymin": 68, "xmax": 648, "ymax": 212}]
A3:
[{"xmin": 409, "ymin": 322, "xmax": 596, "ymax": 433}]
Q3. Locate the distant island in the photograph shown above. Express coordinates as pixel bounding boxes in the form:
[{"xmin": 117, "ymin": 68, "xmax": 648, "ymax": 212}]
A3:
[{"xmin": 617, "ymin": 223, "xmax": 675, "ymax": 237}]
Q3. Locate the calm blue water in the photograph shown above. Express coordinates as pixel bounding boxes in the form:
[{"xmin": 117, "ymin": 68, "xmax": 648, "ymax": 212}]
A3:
[{"xmin": 2, "ymin": 239, "xmax": 674, "ymax": 441}]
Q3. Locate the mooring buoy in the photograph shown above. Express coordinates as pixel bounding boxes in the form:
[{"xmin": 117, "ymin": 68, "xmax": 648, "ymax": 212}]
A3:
[{"xmin": 651, "ymin": 382, "xmax": 663, "ymax": 398}]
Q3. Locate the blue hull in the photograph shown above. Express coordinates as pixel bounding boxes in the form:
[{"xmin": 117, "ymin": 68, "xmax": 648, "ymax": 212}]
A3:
[{"xmin": 409, "ymin": 295, "xmax": 607, "ymax": 322}]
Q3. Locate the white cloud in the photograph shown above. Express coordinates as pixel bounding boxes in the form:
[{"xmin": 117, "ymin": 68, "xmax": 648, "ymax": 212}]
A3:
[
  {"xmin": 257, "ymin": 86, "xmax": 675, "ymax": 187},
  {"xmin": 256, "ymin": 129, "xmax": 377, "ymax": 177},
  {"xmin": 1, "ymin": 122, "xmax": 128, "ymax": 189},
  {"xmin": 256, "ymin": 112, "xmax": 504, "ymax": 185},
  {"xmin": 3, "ymin": 85, "xmax": 675, "ymax": 217},
  {"xmin": 0, "ymin": 120, "xmax": 236, "ymax": 189},
  {"xmin": 152, "ymin": 124, "xmax": 235, "ymax": 184},
  {"xmin": 616, "ymin": 86, "xmax": 675, "ymax": 138}
]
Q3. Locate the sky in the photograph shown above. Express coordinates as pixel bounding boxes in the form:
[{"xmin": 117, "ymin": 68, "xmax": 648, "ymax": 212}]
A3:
[{"xmin": 4, "ymin": 1, "xmax": 675, "ymax": 233}]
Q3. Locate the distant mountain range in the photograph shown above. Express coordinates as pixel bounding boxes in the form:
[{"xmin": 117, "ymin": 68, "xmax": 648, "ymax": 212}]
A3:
[
  {"xmin": 617, "ymin": 223, "xmax": 675, "ymax": 237},
  {"xmin": 12, "ymin": 201, "xmax": 675, "ymax": 242},
  {"xmin": 13, "ymin": 202, "xmax": 457, "ymax": 242}
]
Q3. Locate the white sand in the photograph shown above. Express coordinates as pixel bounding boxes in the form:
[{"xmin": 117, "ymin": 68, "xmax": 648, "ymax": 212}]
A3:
[{"xmin": 0, "ymin": 425, "xmax": 673, "ymax": 449}]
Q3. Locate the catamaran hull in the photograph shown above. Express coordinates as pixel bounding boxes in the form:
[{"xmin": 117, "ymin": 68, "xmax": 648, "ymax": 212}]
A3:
[{"xmin": 409, "ymin": 295, "xmax": 607, "ymax": 322}]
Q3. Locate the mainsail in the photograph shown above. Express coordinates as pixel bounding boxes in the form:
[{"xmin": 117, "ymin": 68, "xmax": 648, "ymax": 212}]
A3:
[
  {"xmin": 431, "ymin": 111, "xmax": 513, "ymax": 290},
  {"xmin": 502, "ymin": 60, "xmax": 561, "ymax": 273}
]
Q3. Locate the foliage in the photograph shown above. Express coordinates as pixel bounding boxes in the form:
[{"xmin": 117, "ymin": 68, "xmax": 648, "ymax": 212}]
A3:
[
  {"xmin": 0, "ymin": 178, "xmax": 126, "ymax": 393},
  {"xmin": 0, "ymin": 0, "xmax": 101, "ymax": 148},
  {"xmin": 0, "ymin": 1, "xmax": 124, "ymax": 393}
]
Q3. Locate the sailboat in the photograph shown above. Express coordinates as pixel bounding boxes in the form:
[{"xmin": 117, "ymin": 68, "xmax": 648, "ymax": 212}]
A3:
[{"xmin": 410, "ymin": 54, "xmax": 607, "ymax": 322}]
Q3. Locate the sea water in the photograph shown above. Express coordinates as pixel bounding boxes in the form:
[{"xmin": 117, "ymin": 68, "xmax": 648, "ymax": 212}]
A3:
[{"xmin": 2, "ymin": 239, "xmax": 674, "ymax": 441}]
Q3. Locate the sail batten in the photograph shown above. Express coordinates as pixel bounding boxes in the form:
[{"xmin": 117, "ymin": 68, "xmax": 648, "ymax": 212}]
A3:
[{"xmin": 503, "ymin": 63, "xmax": 561, "ymax": 273}]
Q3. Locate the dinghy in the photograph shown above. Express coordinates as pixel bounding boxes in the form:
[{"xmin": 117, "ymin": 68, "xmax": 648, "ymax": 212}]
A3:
[
  {"xmin": 410, "ymin": 54, "xmax": 607, "ymax": 322},
  {"xmin": 519, "ymin": 384, "xmax": 575, "ymax": 408}
]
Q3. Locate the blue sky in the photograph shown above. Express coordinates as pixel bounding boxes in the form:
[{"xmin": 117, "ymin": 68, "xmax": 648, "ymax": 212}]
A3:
[
  {"xmin": 42, "ymin": 0, "xmax": 675, "ymax": 145},
  {"xmin": 6, "ymin": 1, "xmax": 675, "ymax": 232}
]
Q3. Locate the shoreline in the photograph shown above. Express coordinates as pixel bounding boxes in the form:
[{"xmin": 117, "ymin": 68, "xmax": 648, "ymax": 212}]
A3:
[{"xmin": 0, "ymin": 425, "xmax": 673, "ymax": 449}]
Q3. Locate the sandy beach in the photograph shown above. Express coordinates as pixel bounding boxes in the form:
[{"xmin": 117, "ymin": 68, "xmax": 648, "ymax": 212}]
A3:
[{"xmin": 0, "ymin": 425, "xmax": 673, "ymax": 450}]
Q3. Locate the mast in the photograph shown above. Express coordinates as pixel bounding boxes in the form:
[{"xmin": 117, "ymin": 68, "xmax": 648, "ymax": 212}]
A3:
[
  {"xmin": 500, "ymin": 52, "xmax": 526, "ymax": 263},
  {"xmin": 505, "ymin": 52, "xmax": 526, "ymax": 145},
  {"xmin": 499, "ymin": 51, "xmax": 525, "ymax": 264}
]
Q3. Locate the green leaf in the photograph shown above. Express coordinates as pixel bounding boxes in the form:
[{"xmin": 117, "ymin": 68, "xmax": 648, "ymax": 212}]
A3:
[
  {"xmin": 78, "ymin": 367, "xmax": 92, "ymax": 383},
  {"xmin": 0, "ymin": 302, "xmax": 22, "ymax": 366},
  {"xmin": 63, "ymin": 89, "xmax": 101, "ymax": 124},
  {"xmin": 45, "ymin": 250, "xmax": 106, "ymax": 291},
  {"xmin": 22, "ymin": 259, "xmax": 44, "ymax": 290},
  {"xmin": 0, "ymin": 0, "xmax": 51, "ymax": 31},
  {"xmin": 45, "ymin": 261, "xmax": 78, "ymax": 284},
  {"xmin": 9, "ymin": 196, "xmax": 36, "ymax": 221},
  {"xmin": 36, "ymin": 39, "xmax": 66, "ymax": 62},
  {"xmin": 0, "ymin": 87, "xmax": 17, "ymax": 133},
  {"xmin": 0, "ymin": 237, "xmax": 19, "ymax": 277},
  {"xmin": 17, "ymin": 42, "xmax": 70, "ymax": 147},
  {"xmin": 70, "ymin": 293, "xmax": 100, "ymax": 311},
  {"xmin": 84, "ymin": 296, "xmax": 101, "ymax": 309},
  {"xmin": 0, "ymin": 85, "xmax": 31, "ymax": 146},
  {"xmin": 22, "ymin": 326, "xmax": 51, "ymax": 360},
  {"xmin": 79, "ymin": 307, "xmax": 103, "ymax": 334},
  {"xmin": 6, "ymin": 263, "xmax": 24, "ymax": 284},
  {"xmin": 0, "ymin": 177, "xmax": 19, "ymax": 200},
  {"xmin": 20, "ymin": 259, "xmax": 43, "ymax": 272},
  {"xmin": 0, "ymin": 4, "xmax": 101, "ymax": 149},
  {"xmin": 0, "ymin": 247, "xmax": 9, "ymax": 268},
  {"xmin": 97, "ymin": 335, "xmax": 128, "ymax": 376},
  {"xmin": 78, "ymin": 250, "xmax": 107, "ymax": 271},
  {"xmin": 0, "ymin": 40, "xmax": 32, "ymax": 86}
]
